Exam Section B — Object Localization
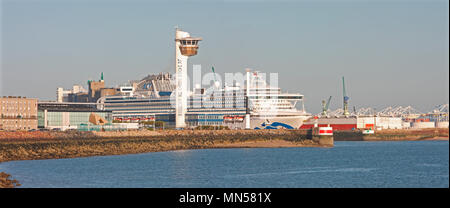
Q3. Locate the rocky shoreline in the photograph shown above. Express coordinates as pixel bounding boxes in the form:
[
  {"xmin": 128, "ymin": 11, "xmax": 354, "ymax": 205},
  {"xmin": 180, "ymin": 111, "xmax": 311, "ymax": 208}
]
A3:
[
  {"xmin": 0, "ymin": 129, "xmax": 328, "ymax": 187},
  {"xmin": 333, "ymin": 128, "xmax": 448, "ymax": 141},
  {"xmin": 0, "ymin": 129, "xmax": 327, "ymax": 163},
  {"xmin": 0, "ymin": 128, "xmax": 447, "ymax": 188},
  {"xmin": 0, "ymin": 172, "xmax": 20, "ymax": 188}
]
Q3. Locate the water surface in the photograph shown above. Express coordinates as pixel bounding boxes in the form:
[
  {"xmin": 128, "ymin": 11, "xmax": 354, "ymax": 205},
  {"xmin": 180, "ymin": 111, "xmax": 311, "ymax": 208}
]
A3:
[{"xmin": 1, "ymin": 141, "xmax": 448, "ymax": 188}]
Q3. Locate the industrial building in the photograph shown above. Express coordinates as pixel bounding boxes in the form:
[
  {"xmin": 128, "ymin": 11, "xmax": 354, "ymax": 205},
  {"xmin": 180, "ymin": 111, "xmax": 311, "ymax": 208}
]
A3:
[
  {"xmin": 0, "ymin": 96, "xmax": 38, "ymax": 131},
  {"xmin": 56, "ymin": 85, "xmax": 88, "ymax": 102},
  {"xmin": 408, "ymin": 117, "xmax": 449, "ymax": 129},
  {"xmin": 300, "ymin": 116, "xmax": 404, "ymax": 130},
  {"xmin": 306, "ymin": 75, "xmax": 448, "ymax": 130},
  {"xmin": 38, "ymin": 102, "xmax": 112, "ymax": 130},
  {"xmin": 56, "ymin": 73, "xmax": 117, "ymax": 103}
]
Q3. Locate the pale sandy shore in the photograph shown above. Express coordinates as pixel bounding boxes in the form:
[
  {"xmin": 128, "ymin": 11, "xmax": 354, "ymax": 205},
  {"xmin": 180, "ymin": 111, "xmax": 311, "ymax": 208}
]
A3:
[{"xmin": 420, "ymin": 137, "xmax": 449, "ymax": 141}]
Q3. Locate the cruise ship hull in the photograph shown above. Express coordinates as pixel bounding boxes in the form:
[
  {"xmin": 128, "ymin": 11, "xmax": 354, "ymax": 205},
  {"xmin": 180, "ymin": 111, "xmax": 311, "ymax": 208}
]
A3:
[{"xmin": 252, "ymin": 115, "xmax": 311, "ymax": 129}]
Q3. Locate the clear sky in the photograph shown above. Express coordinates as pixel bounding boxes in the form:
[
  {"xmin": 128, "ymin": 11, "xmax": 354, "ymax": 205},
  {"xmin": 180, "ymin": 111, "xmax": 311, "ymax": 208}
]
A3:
[{"xmin": 1, "ymin": 0, "xmax": 449, "ymax": 113}]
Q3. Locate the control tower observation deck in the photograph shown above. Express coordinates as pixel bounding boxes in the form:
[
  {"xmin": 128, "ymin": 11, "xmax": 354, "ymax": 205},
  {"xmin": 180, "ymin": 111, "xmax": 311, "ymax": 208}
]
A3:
[
  {"xmin": 176, "ymin": 33, "xmax": 202, "ymax": 56},
  {"xmin": 175, "ymin": 28, "xmax": 202, "ymax": 128}
]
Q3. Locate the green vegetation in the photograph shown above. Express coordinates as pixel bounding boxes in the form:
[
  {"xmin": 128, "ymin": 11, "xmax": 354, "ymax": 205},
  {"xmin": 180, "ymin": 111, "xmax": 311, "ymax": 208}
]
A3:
[
  {"xmin": 194, "ymin": 125, "xmax": 230, "ymax": 130},
  {"xmin": 140, "ymin": 121, "xmax": 165, "ymax": 128},
  {"xmin": 112, "ymin": 120, "xmax": 166, "ymax": 129}
]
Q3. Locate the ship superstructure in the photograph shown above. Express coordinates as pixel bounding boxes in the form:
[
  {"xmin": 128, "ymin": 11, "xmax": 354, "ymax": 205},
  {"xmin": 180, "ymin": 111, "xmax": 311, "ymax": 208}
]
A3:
[
  {"xmin": 98, "ymin": 28, "xmax": 310, "ymax": 129},
  {"xmin": 99, "ymin": 70, "xmax": 310, "ymax": 129}
]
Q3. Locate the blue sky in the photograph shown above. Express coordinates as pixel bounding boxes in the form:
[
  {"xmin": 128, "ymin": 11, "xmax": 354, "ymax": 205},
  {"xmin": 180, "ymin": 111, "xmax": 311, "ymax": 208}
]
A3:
[{"xmin": 1, "ymin": 0, "xmax": 448, "ymax": 113}]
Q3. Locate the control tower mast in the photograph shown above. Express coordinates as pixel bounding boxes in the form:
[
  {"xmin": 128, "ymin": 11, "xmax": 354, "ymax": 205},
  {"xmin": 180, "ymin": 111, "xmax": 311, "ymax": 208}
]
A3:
[{"xmin": 175, "ymin": 28, "xmax": 202, "ymax": 128}]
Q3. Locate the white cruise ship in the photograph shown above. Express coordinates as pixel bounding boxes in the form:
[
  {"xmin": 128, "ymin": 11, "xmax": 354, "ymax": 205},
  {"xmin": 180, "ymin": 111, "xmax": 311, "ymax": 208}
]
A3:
[{"xmin": 98, "ymin": 70, "xmax": 311, "ymax": 129}]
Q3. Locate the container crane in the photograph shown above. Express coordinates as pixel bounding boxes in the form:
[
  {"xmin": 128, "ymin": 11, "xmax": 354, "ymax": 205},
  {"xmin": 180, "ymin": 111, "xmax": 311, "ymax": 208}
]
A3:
[
  {"xmin": 342, "ymin": 76, "xmax": 350, "ymax": 116},
  {"xmin": 212, "ymin": 66, "xmax": 220, "ymax": 88},
  {"xmin": 321, "ymin": 96, "xmax": 332, "ymax": 117}
]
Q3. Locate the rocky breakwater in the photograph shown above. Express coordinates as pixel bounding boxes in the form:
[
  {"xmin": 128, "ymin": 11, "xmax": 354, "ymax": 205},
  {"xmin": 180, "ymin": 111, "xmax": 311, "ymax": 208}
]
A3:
[
  {"xmin": 0, "ymin": 129, "xmax": 331, "ymax": 187},
  {"xmin": 362, "ymin": 128, "xmax": 449, "ymax": 141},
  {"xmin": 0, "ymin": 129, "xmax": 329, "ymax": 163},
  {"xmin": 333, "ymin": 128, "xmax": 449, "ymax": 141},
  {"xmin": 0, "ymin": 172, "xmax": 20, "ymax": 188}
]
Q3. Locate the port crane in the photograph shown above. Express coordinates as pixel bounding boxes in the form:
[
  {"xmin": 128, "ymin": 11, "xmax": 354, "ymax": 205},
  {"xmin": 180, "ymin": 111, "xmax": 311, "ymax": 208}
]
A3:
[
  {"xmin": 212, "ymin": 66, "xmax": 220, "ymax": 88},
  {"xmin": 321, "ymin": 96, "xmax": 332, "ymax": 117},
  {"xmin": 342, "ymin": 77, "xmax": 350, "ymax": 116}
]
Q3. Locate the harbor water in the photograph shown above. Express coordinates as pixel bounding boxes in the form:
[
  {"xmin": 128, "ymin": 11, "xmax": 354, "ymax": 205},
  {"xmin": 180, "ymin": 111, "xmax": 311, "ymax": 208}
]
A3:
[{"xmin": 0, "ymin": 141, "xmax": 448, "ymax": 188}]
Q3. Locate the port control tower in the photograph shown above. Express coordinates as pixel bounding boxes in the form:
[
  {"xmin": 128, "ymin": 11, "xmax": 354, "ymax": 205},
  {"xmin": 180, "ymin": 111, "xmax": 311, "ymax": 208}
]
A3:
[{"xmin": 175, "ymin": 28, "xmax": 202, "ymax": 128}]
